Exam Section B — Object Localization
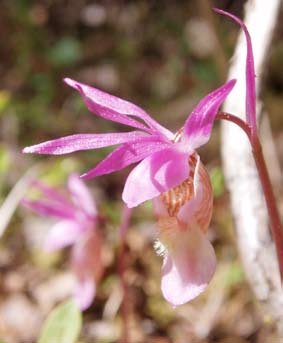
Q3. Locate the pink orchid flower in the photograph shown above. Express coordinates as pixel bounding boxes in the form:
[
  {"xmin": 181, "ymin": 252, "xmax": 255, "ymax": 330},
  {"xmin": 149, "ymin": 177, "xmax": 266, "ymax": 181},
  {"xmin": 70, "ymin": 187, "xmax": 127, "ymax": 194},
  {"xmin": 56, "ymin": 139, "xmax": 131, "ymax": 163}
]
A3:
[
  {"xmin": 23, "ymin": 77, "xmax": 236, "ymax": 306},
  {"xmin": 23, "ymin": 174, "xmax": 103, "ymax": 310},
  {"xmin": 23, "ymin": 78, "xmax": 236, "ymax": 208}
]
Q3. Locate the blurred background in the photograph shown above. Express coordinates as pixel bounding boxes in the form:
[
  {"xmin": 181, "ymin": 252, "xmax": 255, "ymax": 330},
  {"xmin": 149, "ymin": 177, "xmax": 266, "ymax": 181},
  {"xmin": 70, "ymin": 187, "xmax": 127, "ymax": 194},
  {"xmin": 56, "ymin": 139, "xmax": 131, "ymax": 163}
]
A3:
[{"xmin": 0, "ymin": 1, "xmax": 283, "ymax": 342}]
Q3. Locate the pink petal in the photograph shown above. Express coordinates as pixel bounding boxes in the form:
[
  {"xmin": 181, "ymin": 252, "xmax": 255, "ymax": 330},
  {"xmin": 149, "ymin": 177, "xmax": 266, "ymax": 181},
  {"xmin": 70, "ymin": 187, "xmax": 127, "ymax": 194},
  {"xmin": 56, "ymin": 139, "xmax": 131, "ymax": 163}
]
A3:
[
  {"xmin": 161, "ymin": 227, "xmax": 216, "ymax": 306},
  {"xmin": 122, "ymin": 147, "xmax": 189, "ymax": 207},
  {"xmin": 81, "ymin": 136, "xmax": 170, "ymax": 179},
  {"xmin": 23, "ymin": 131, "xmax": 147, "ymax": 155},
  {"xmin": 73, "ymin": 274, "xmax": 96, "ymax": 311},
  {"xmin": 64, "ymin": 78, "xmax": 174, "ymax": 139},
  {"xmin": 71, "ymin": 231, "xmax": 104, "ymax": 310},
  {"xmin": 22, "ymin": 198, "xmax": 74, "ymax": 219},
  {"xmin": 183, "ymin": 79, "xmax": 236, "ymax": 149},
  {"xmin": 44, "ymin": 220, "xmax": 83, "ymax": 251},
  {"xmin": 31, "ymin": 180, "xmax": 71, "ymax": 206},
  {"xmin": 214, "ymin": 9, "xmax": 256, "ymax": 134},
  {"xmin": 68, "ymin": 173, "xmax": 97, "ymax": 218}
]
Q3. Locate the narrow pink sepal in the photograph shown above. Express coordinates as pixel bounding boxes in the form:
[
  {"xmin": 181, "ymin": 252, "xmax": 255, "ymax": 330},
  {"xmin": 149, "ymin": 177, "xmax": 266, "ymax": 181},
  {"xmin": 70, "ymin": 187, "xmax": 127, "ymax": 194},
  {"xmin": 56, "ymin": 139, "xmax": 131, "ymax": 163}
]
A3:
[
  {"xmin": 122, "ymin": 147, "xmax": 189, "ymax": 207},
  {"xmin": 161, "ymin": 228, "xmax": 216, "ymax": 306},
  {"xmin": 23, "ymin": 131, "xmax": 147, "ymax": 155},
  {"xmin": 68, "ymin": 173, "xmax": 97, "ymax": 218},
  {"xmin": 22, "ymin": 198, "xmax": 74, "ymax": 219},
  {"xmin": 64, "ymin": 78, "xmax": 151, "ymax": 132},
  {"xmin": 183, "ymin": 79, "xmax": 236, "ymax": 149},
  {"xmin": 64, "ymin": 78, "xmax": 173, "ymax": 139},
  {"xmin": 30, "ymin": 180, "xmax": 71, "ymax": 206},
  {"xmin": 81, "ymin": 136, "xmax": 170, "ymax": 179},
  {"xmin": 213, "ymin": 9, "xmax": 257, "ymax": 134}
]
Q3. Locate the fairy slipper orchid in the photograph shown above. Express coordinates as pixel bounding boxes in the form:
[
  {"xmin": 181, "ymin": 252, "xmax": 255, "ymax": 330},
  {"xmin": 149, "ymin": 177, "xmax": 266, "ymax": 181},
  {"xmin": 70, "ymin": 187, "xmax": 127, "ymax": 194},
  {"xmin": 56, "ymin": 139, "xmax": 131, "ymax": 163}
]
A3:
[
  {"xmin": 23, "ymin": 77, "xmax": 236, "ymax": 306},
  {"xmin": 23, "ymin": 78, "xmax": 236, "ymax": 209},
  {"xmin": 22, "ymin": 174, "xmax": 103, "ymax": 310}
]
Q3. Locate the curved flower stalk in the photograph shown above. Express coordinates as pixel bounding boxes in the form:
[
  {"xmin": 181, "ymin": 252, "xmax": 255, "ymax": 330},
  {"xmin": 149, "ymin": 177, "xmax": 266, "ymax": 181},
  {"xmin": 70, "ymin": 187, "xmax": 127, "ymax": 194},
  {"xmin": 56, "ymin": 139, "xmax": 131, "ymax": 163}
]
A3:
[
  {"xmin": 22, "ymin": 173, "xmax": 104, "ymax": 310},
  {"xmin": 215, "ymin": 9, "xmax": 283, "ymax": 281}
]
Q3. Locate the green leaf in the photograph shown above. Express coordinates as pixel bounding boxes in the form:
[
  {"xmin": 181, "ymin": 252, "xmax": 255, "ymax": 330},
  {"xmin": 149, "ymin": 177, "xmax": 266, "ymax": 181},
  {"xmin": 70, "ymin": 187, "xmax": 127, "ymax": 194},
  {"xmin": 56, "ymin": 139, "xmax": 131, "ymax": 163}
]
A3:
[
  {"xmin": 0, "ymin": 145, "xmax": 11, "ymax": 175},
  {"xmin": 224, "ymin": 262, "xmax": 245, "ymax": 287},
  {"xmin": 38, "ymin": 299, "xmax": 82, "ymax": 343},
  {"xmin": 0, "ymin": 90, "xmax": 10, "ymax": 113},
  {"xmin": 210, "ymin": 166, "xmax": 225, "ymax": 198}
]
